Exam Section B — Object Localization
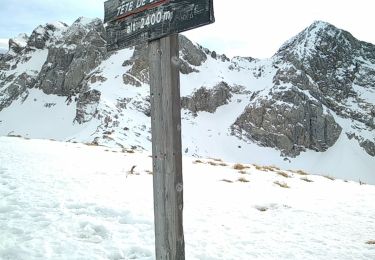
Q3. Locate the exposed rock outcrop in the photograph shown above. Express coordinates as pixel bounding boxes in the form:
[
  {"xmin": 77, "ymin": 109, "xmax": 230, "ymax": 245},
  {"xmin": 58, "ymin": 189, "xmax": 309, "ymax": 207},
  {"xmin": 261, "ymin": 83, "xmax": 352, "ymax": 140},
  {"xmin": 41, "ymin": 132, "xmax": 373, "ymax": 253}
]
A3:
[
  {"xmin": 181, "ymin": 81, "xmax": 232, "ymax": 115},
  {"xmin": 75, "ymin": 89, "xmax": 101, "ymax": 124},
  {"xmin": 35, "ymin": 18, "xmax": 107, "ymax": 96},
  {"xmin": 9, "ymin": 34, "xmax": 28, "ymax": 54},
  {"xmin": 122, "ymin": 35, "xmax": 207, "ymax": 87},
  {"xmin": 232, "ymin": 87, "xmax": 342, "ymax": 157}
]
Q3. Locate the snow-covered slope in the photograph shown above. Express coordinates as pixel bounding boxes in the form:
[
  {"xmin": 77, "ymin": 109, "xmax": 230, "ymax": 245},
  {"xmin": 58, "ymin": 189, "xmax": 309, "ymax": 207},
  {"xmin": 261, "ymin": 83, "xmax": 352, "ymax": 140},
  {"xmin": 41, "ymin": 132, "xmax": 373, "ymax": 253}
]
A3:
[
  {"xmin": 0, "ymin": 19, "xmax": 374, "ymax": 183},
  {"xmin": 0, "ymin": 136, "xmax": 374, "ymax": 259}
]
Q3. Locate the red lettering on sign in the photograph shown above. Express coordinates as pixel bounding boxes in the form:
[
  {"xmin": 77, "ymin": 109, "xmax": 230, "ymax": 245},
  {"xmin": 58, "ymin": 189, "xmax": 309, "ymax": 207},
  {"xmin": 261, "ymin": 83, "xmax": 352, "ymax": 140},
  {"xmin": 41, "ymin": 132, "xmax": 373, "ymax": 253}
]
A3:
[{"xmin": 115, "ymin": 0, "xmax": 170, "ymax": 22}]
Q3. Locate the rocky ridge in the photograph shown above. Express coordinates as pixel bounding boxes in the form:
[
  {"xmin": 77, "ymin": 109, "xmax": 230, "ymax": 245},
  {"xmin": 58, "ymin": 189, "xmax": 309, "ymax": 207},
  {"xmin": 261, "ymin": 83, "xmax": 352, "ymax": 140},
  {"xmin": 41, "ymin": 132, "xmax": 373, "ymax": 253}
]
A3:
[{"xmin": 0, "ymin": 19, "xmax": 374, "ymax": 181}]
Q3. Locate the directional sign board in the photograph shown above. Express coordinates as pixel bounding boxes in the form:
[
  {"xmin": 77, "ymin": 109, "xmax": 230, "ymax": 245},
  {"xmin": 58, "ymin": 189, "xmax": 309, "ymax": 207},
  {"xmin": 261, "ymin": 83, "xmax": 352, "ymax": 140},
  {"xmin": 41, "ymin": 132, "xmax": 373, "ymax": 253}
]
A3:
[{"xmin": 104, "ymin": 0, "xmax": 214, "ymax": 51}]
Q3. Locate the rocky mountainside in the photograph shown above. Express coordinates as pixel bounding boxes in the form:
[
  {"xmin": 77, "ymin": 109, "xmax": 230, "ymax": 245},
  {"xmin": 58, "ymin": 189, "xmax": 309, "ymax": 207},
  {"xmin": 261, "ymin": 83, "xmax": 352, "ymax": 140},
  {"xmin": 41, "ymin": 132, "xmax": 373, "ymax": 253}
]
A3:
[
  {"xmin": 233, "ymin": 21, "xmax": 375, "ymax": 157},
  {"xmin": 0, "ymin": 18, "xmax": 374, "ymax": 183}
]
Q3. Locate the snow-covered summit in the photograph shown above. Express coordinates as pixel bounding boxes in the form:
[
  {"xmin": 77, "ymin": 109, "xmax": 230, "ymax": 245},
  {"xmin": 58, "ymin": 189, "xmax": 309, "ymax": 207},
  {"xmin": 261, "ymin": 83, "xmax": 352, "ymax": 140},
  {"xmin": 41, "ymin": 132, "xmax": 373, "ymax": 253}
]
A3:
[
  {"xmin": 27, "ymin": 22, "xmax": 69, "ymax": 50},
  {"xmin": 275, "ymin": 20, "xmax": 366, "ymax": 60}
]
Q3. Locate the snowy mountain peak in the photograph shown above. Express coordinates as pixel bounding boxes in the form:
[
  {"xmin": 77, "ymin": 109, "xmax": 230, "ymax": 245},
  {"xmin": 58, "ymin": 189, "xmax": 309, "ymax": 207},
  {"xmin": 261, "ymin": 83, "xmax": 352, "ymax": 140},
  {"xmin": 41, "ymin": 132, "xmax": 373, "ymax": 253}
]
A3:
[
  {"xmin": 1, "ymin": 19, "xmax": 374, "ymax": 184},
  {"xmin": 275, "ymin": 20, "xmax": 360, "ymax": 60},
  {"xmin": 27, "ymin": 22, "xmax": 69, "ymax": 50}
]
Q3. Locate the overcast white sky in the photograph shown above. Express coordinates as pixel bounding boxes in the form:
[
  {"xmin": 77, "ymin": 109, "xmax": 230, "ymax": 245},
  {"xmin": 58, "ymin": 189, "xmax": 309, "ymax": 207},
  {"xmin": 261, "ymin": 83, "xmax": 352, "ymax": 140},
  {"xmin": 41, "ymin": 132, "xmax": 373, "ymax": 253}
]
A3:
[{"xmin": 0, "ymin": 0, "xmax": 375, "ymax": 58}]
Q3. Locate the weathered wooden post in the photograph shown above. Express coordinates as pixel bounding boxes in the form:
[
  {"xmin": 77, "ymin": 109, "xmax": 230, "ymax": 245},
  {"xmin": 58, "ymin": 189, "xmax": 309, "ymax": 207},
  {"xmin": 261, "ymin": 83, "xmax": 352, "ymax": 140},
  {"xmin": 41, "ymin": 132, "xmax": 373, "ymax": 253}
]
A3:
[
  {"xmin": 104, "ymin": 1, "xmax": 214, "ymax": 259},
  {"xmin": 149, "ymin": 34, "xmax": 185, "ymax": 259}
]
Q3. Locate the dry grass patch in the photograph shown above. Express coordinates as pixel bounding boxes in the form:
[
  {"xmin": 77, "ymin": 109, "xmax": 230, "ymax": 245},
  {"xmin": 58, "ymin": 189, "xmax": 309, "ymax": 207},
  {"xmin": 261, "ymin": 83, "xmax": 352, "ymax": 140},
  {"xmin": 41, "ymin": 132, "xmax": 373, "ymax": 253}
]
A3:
[
  {"xmin": 269, "ymin": 166, "xmax": 280, "ymax": 171},
  {"xmin": 193, "ymin": 159, "xmax": 204, "ymax": 164},
  {"xmin": 366, "ymin": 240, "xmax": 375, "ymax": 245},
  {"xmin": 255, "ymin": 206, "xmax": 268, "ymax": 212},
  {"xmin": 301, "ymin": 177, "xmax": 314, "ymax": 183},
  {"xmin": 85, "ymin": 142, "xmax": 99, "ymax": 147},
  {"xmin": 208, "ymin": 161, "xmax": 219, "ymax": 166},
  {"xmin": 7, "ymin": 134, "xmax": 22, "ymax": 138},
  {"xmin": 239, "ymin": 170, "xmax": 247, "ymax": 175},
  {"xmin": 145, "ymin": 170, "xmax": 153, "ymax": 175},
  {"xmin": 275, "ymin": 171, "xmax": 290, "ymax": 178},
  {"xmin": 122, "ymin": 148, "xmax": 135, "ymax": 154},
  {"xmin": 218, "ymin": 162, "xmax": 228, "ymax": 167},
  {"xmin": 324, "ymin": 175, "xmax": 335, "ymax": 181},
  {"xmin": 274, "ymin": 181, "xmax": 290, "ymax": 189},
  {"xmin": 254, "ymin": 165, "xmax": 279, "ymax": 172},
  {"xmin": 233, "ymin": 163, "xmax": 249, "ymax": 170},
  {"xmin": 237, "ymin": 177, "xmax": 250, "ymax": 183},
  {"xmin": 293, "ymin": 170, "xmax": 309, "ymax": 176},
  {"xmin": 210, "ymin": 158, "xmax": 223, "ymax": 162},
  {"xmin": 221, "ymin": 179, "xmax": 234, "ymax": 183}
]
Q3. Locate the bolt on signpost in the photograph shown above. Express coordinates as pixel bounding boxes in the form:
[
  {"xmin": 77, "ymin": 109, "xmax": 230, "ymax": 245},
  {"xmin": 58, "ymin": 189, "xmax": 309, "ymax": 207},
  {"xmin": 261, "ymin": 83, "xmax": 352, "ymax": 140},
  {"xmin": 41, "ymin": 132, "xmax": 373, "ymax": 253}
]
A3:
[{"xmin": 104, "ymin": 1, "xmax": 214, "ymax": 259}]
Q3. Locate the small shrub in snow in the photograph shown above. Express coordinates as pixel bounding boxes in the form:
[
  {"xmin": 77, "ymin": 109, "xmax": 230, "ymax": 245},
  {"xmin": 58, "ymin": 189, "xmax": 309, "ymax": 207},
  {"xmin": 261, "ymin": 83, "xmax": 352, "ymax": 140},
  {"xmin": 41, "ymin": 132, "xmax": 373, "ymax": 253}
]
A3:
[
  {"xmin": 221, "ymin": 179, "xmax": 233, "ymax": 183},
  {"xmin": 239, "ymin": 170, "xmax": 247, "ymax": 175},
  {"xmin": 193, "ymin": 160, "xmax": 203, "ymax": 164},
  {"xmin": 366, "ymin": 240, "xmax": 375, "ymax": 245}
]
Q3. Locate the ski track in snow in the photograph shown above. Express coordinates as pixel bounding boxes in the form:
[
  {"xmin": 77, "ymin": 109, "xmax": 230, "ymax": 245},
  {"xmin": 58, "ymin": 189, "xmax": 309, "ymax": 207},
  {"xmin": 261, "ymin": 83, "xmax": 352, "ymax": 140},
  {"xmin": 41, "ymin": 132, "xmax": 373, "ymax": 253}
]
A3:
[{"xmin": 0, "ymin": 137, "xmax": 374, "ymax": 260}]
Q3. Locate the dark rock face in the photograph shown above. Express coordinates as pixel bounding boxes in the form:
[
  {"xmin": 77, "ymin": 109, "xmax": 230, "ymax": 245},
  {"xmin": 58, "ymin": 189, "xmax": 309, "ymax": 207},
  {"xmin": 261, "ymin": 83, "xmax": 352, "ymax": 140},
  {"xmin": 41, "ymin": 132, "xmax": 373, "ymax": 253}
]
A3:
[
  {"xmin": 233, "ymin": 20, "xmax": 375, "ymax": 157},
  {"xmin": 27, "ymin": 23, "xmax": 67, "ymax": 50},
  {"xmin": 9, "ymin": 34, "xmax": 28, "ymax": 54},
  {"xmin": 122, "ymin": 35, "xmax": 207, "ymax": 87},
  {"xmin": 181, "ymin": 81, "xmax": 232, "ymax": 115},
  {"xmin": 179, "ymin": 35, "xmax": 207, "ymax": 67},
  {"xmin": 347, "ymin": 133, "xmax": 375, "ymax": 157},
  {"xmin": 75, "ymin": 89, "xmax": 101, "ymax": 124},
  {"xmin": 123, "ymin": 43, "xmax": 149, "ymax": 87},
  {"xmin": 360, "ymin": 140, "xmax": 375, "ymax": 157},
  {"xmin": 274, "ymin": 21, "xmax": 375, "ymax": 131},
  {"xmin": 0, "ymin": 73, "xmax": 36, "ymax": 111},
  {"xmin": 232, "ymin": 87, "xmax": 342, "ymax": 157},
  {"xmin": 35, "ymin": 18, "xmax": 107, "ymax": 96}
]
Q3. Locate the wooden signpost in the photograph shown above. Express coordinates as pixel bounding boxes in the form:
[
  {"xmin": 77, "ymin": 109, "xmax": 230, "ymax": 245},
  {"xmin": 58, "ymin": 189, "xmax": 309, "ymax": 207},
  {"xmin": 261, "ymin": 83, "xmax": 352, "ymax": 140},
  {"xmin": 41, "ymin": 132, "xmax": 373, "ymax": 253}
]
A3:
[
  {"xmin": 104, "ymin": 0, "xmax": 214, "ymax": 50},
  {"xmin": 104, "ymin": 0, "xmax": 214, "ymax": 259}
]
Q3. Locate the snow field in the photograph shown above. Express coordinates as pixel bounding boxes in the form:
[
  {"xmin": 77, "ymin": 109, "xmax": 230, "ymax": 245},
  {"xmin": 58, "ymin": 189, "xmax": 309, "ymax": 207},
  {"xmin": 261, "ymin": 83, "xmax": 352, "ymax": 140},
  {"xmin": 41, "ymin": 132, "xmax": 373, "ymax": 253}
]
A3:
[{"xmin": 0, "ymin": 137, "xmax": 374, "ymax": 259}]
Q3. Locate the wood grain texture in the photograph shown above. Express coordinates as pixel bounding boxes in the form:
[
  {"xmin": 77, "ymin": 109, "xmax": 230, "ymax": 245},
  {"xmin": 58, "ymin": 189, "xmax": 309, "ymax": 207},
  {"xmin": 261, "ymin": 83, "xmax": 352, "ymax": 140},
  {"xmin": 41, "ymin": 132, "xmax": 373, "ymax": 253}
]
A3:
[
  {"xmin": 148, "ymin": 35, "xmax": 185, "ymax": 260},
  {"xmin": 105, "ymin": 0, "xmax": 214, "ymax": 50}
]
